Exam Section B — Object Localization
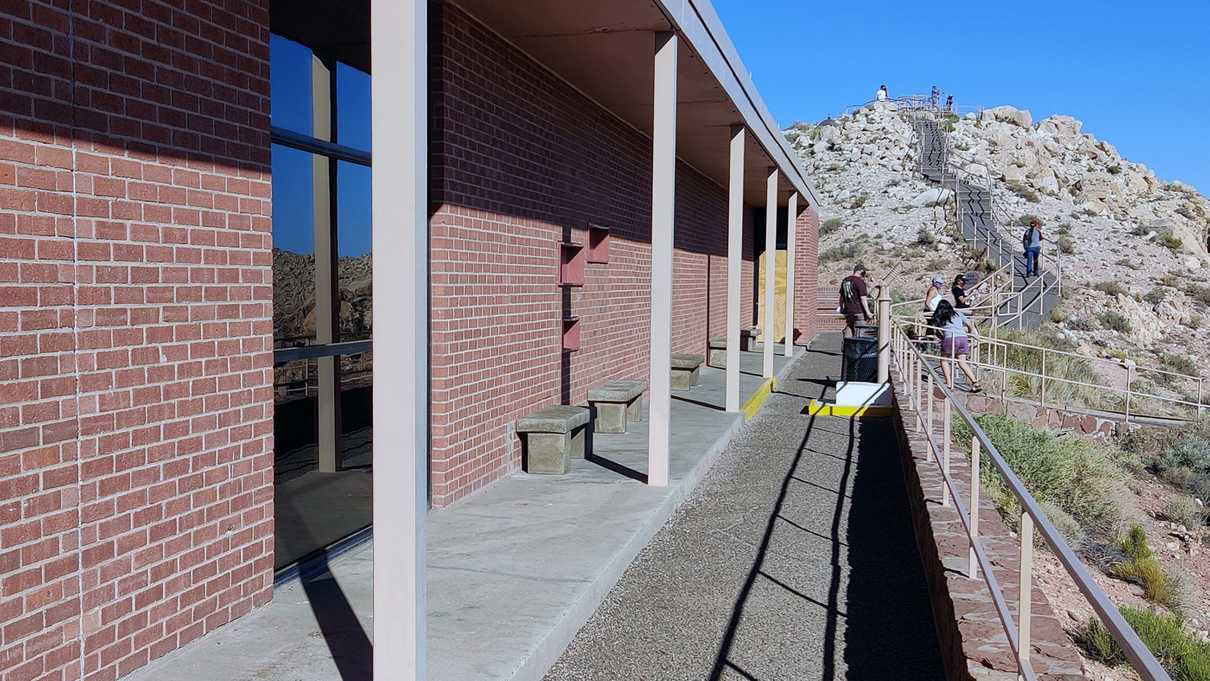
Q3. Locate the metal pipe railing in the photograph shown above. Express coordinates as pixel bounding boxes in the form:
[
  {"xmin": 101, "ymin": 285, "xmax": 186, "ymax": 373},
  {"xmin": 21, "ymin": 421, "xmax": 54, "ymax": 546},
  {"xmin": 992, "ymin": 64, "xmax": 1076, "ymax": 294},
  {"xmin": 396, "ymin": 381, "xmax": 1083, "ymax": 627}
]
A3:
[
  {"xmin": 892, "ymin": 326, "xmax": 1173, "ymax": 681},
  {"xmin": 897, "ymin": 320, "xmax": 1205, "ymax": 422}
]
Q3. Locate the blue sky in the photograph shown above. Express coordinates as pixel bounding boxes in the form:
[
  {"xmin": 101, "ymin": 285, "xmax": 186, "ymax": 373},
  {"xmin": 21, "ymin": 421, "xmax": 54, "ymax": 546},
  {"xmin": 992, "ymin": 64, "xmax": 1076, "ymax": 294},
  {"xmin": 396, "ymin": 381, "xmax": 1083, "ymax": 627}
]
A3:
[
  {"xmin": 270, "ymin": 34, "xmax": 372, "ymax": 257},
  {"xmin": 713, "ymin": 0, "xmax": 1210, "ymax": 193}
]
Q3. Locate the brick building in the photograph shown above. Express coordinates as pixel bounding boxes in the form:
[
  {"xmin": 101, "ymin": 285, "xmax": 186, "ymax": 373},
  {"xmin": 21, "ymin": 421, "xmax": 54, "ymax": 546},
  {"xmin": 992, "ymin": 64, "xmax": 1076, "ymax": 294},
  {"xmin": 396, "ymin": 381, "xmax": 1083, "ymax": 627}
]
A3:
[{"xmin": 0, "ymin": 1, "xmax": 821, "ymax": 680}]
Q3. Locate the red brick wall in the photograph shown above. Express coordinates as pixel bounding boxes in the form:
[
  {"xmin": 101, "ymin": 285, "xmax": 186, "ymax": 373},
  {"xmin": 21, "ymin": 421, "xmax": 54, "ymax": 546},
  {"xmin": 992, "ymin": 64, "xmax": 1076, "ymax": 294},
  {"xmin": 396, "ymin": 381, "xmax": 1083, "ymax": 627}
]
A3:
[
  {"xmin": 428, "ymin": 5, "xmax": 760, "ymax": 506},
  {"xmin": 0, "ymin": 2, "xmax": 273, "ymax": 680},
  {"xmin": 794, "ymin": 206, "xmax": 821, "ymax": 341}
]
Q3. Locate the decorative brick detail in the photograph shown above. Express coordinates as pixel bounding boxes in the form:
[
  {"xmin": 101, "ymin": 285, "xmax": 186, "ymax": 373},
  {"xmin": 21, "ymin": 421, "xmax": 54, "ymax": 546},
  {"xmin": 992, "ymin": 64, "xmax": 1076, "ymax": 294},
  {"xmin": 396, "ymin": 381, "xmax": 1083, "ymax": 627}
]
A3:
[
  {"xmin": 0, "ymin": 2, "xmax": 273, "ymax": 680},
  {"xmin": 963, "ymin": 394, "xmax": 1120, "ymax": 439},
  {"xmin": 889, "ymin": 370, "xmax": 1086, "ymax": 680},
  {"xmin": 428, "ymin": 5, "xmax": 760, "ymax": 506}
]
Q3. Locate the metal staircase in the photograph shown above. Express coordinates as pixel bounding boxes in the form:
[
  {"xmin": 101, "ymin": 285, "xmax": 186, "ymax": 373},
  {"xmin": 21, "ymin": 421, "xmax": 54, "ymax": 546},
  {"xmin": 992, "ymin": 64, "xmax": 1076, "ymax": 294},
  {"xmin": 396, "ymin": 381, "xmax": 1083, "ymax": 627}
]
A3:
[{"xmin": 908, "ymin": 110, "xmax": 1062, "ymax": 330}]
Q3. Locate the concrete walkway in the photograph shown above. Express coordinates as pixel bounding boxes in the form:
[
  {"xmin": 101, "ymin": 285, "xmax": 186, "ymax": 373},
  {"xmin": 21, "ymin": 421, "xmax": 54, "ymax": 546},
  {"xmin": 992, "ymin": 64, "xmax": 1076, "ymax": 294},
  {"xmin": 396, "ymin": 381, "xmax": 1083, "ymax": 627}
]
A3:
[
  {"xmin": 544, "ymin": 333, "xmax": 944, "ymax": 680},
  {"xmin": 125, "ymin": 347, "xmax": 794, "ymax": 681}
]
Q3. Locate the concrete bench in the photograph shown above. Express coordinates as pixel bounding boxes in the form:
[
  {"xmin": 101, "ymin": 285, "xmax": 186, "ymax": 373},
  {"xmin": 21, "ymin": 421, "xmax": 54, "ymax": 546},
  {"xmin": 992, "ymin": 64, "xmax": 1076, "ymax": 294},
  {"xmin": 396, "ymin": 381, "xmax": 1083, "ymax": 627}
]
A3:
[
  {"xmin": 671, "ymin": 353, "xmax": 704, "ymax": 389},
  {"xmin": 515, "ymin": 405, "xmax": 590, "ymax": 475},
  {"xmin": 587, "ymin": 379, "xmax": 646, "ymax": 433},
  {"xmin": 707, "ymin": 328, "xmax": 757, "ymax": 368}
]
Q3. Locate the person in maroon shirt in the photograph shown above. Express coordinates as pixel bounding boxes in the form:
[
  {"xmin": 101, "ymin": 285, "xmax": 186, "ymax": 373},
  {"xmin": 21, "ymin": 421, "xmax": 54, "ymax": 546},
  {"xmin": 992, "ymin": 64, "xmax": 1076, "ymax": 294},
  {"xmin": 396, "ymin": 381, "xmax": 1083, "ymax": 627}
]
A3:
[{"xmin": 838, "ymin": 263, "xmax": 873, "ymax": 337}]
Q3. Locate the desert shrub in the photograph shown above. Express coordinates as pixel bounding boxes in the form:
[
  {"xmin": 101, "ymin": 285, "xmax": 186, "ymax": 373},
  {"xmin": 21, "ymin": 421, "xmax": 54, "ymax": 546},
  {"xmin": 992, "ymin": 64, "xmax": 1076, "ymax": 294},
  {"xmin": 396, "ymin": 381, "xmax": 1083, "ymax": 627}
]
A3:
[
  {"xmin": 1038, "ymin": 499, "xmax": 1085, "ymax": 551},
  {"xmin": 1185, "ymin": 283, "xmax": 1210, "ymax": 307},
  {"xmin": 1094, "ymin": 280, "xmax": 1128, "ymax": 297},
  {"xmin": 916, "ymin": 227, "xmax": 937, "ymax": 246},
  {"xmin": 1065, "ymin": 315, "xmax": 1095, "ymax": 331},
  {"xmin": 1161, "ymin": 234, "xmax": 1185, "ymax": 250},
  {"xmin": 1164, "ymin": 496, "xmax": 1206, "ymax": 528},
  {"xmin": 1108, "ymin": 164, "xmax": 1123, "ymax": 175},
  {"xmin": 1110, "ymin": 525, "xmax": 1183, "ymax": 609},
  {"xmin": 1143, "ymin": 288, "xmax": 1168, "ymax": 305},
  {"xmin": 1099, "ymin": 311, "xmax": 1132, "ymax": 333},
  {"xmin": 1150, "ymin": 434, "xmax": 1210, "ymax": 501},
  {"xmin": 1076, "ymin": 607, "xmax": 1210, "ymax": 680},
  {"xmin": 820, "ymin": 217, "xmax": 843, "ymax": 236},
  {"xmin": 1187, "ymin": 315, "xmax": 1204, "ymax": 330},
  {"xmin": 988, "ymin": 329, "xmax": 1115, "ymax": 409},
  {"xmin": 957, "ymin": 414, "xmax": 1125, "ymax": 538},
  {"xmin": 1057, "ymin": 222, "xmax": 1072, "ymax": 235},
  {"xmin": 849, "ymin": 193, "xmax": 870, "ymax": 209},
  {"xmin": 1049, "ymin": 308, "xmax": 1068, "ymax": 323},
  {"xmin": 820, "ymin": 243, "xmax": 863, "ymax": 263},
  {"xmin": 1160, "ymin": 353, "xmax": 1199, "ymax": 377},
  {"xmin": 1132, "ymin": 224, "xmax": 1153, "ymax": 237},
  {"xmin": 1117, "ymin": 257, "xmax": 1143, "ymax": 271},
  {"xmin": 1016, "ymin": 213, "xmax": 1043, "ymax": 227},
  {"xmin": 1007, "ymin": 181, "xmax": 1041, "ymax": 203},
  {"xmin": 1057, "ymin": 235, "xmax": 1075, "ymax": 254}
]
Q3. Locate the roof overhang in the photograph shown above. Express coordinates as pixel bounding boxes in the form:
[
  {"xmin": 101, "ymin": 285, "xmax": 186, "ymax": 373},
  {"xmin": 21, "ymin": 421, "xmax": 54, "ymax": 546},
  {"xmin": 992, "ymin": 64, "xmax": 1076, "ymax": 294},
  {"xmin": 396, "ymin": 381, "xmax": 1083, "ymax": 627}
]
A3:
[
  {"xmin": 449, "ymin": 0, "xmax": 820, "ymax": 209},
  {"xmin": 271, "ymin": 0, "xmax": 820, "ymax": 210}
]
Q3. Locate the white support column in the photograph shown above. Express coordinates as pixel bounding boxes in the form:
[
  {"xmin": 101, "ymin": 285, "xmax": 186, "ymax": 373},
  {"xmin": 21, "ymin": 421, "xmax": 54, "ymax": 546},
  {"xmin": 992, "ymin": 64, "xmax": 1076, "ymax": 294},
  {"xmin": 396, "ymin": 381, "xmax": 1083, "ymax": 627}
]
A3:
[
  {"xmin": 646, "ymin": 31, "xmax": 678, "ymax": 488},
  {"xmin": 372, "ymin": 1, "xmax": 427, "ymax": 679},
  {"xmin": 762, "ymin": 167, "xmax": 778, "ymax": 378},
  {"xmin": 725, "ymin": 126, "xmax": 745, "ymax": 413},
  {"xmin": 783, "ymin": 193, "xmax": 797, "ymax": 359}
]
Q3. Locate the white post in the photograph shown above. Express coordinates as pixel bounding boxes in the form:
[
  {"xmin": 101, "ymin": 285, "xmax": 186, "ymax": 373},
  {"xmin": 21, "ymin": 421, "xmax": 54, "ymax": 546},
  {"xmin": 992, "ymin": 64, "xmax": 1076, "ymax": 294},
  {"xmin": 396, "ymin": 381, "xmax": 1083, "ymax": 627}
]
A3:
[
  {"xmin": 783, "ymin": 193, "xmax": 797, "ymax": 359},
  {"xmin": 1018, "ymin": 512, "xmax": 1035, "ymax": 678},
  {"xmin": 877, "ymin": 285, "xmax": 891, "ymax": 384},
  {"xmin": 646, "ymin": 32, "xmax": 678, "ymax": 488},
  {"xmin": 372, "ymin": 0, "xmax": 427, "ymax": 678},
  {"xmin": 725, "ymin": 125, "xmax": 745, "ymax": 413},
  {"xmin": 969, "ymin": 436, "xmax": 981, "ymax": 579},
  {"xmin": 763, "ymin": 167, "xmax": 778, "ymax": 378}
]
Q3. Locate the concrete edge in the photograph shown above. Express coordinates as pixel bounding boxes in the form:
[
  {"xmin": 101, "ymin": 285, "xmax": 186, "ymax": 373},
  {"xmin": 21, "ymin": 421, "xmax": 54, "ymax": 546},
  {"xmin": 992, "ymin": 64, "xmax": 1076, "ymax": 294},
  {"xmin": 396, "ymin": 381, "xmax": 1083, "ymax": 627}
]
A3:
[{"xmin": 508, "ymin": 352, "xmax": 804, "ymax": 681}]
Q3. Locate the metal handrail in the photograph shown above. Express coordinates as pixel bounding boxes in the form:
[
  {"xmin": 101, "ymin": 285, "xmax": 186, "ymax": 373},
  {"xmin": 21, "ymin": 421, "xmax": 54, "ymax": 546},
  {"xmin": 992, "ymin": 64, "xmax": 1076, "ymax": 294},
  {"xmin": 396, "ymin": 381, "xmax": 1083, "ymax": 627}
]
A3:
[
  {"xmin": 895, "ymin": 319, "xmax": 1205, "ymax": 421},
  {"xmin": 892, "ymin": 326, "xmax": 1173, "ymax": 681}
]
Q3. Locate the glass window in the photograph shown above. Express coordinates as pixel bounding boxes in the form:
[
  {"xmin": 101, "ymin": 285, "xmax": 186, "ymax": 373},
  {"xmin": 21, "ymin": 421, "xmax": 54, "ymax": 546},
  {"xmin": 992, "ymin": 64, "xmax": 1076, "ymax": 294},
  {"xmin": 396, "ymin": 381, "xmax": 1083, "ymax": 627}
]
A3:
[
  {"xmin": 271, "ymin": 144, "xmax": 316, "ymax": 347},
  {"xmin": 336, "ymin": 62, "xmax": 371, "ymax": 152},
  {"xmin": 269, "ymin": 34, "xmax": 312, "ymax": 135},
  {"xmin": 337, "ymin": 160, "xmax": 372, "ymax": 341},
  {"xmin": 270, "ymin": 31, "xmax": 374, "ymax": 571}
]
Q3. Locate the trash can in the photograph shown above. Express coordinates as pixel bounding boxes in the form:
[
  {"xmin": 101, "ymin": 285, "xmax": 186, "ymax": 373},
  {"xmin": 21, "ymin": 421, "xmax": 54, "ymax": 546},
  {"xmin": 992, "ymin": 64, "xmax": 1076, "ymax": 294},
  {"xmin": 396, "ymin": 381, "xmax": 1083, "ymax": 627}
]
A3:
[{"xmin": 842, "ymin": 335, "xmax": 879, "ymax": 383}]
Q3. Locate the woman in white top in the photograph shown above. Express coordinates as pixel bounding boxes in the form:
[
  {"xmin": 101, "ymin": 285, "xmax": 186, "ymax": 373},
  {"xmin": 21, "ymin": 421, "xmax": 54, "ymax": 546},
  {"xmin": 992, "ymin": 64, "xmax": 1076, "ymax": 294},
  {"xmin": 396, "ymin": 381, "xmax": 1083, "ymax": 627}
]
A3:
[
  {"xmin": 923, "ymin": 275, "xmax": 945, "ymax": 312},
  {"xmin": 875, "ymin": 84, "xmax": 888, "ymax": 102}
]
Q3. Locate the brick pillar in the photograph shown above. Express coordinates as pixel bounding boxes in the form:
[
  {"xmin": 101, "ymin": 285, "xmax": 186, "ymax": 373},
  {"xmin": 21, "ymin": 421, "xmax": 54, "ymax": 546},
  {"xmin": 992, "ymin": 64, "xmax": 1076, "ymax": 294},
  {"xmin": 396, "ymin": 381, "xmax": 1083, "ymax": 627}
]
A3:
[{"xmin": 794, "ymin": 205, "xmax": 821, "ymax": 342}]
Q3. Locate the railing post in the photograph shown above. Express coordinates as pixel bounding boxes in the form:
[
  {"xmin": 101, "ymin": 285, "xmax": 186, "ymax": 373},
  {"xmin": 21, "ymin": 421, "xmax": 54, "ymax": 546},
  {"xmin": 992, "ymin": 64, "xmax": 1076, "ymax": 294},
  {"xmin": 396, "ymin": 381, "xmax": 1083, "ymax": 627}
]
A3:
[
  {"xmin": 942, "ymin": 397, "xmax": 951, "ymax": 507},
  {"xmin": 1197, "ymin": 377, "xmax": 1204, "ymax": 418},
  {"xmin": 1125, "ymin": 360, "xmax": 1134, "ymax": 426},
  {"xmin": 1039, "ymin": 348, "xmax": 1046, "ymax": 409},
  {"xmin": 878, "ymin": 285, "xmax": 892, "ymax": 384},
  {"xmin": 914, "ymin": 354, "xmax": 923, "ymax": 433},
  {"xmin": 927, "ymin": 373, "xmax": 935, "ymax": 460},
  {"xmin": 969, "ymin": 436, "xmax": 981, "ymax": 579},
  {"xmin": 1018, "ymin": 512, "xmax": 1034, "ymax": 679}
]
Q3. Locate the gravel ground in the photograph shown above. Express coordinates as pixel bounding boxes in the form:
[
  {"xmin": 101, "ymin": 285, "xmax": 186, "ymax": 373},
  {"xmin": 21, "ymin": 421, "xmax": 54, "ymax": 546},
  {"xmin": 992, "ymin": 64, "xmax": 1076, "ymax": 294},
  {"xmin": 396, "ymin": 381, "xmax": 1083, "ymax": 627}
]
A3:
[{"xmin": 544, "ymin": 334, "xmax": 944, "ymax": 680}]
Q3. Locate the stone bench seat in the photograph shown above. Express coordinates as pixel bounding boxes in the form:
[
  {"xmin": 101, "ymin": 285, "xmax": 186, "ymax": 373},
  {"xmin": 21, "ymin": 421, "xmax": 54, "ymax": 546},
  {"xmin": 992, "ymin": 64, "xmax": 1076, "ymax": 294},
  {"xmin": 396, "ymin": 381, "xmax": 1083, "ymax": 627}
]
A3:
[
  {"xmin": 587, "ymin": 379, "xmax": 646, "ymax": 433},
  {"xmin": 515, "ymin": 405, "xmax": 590, "ymax": 474},
  {"xmin": 707, "ymin": 328, "xmax": 757, "ymax": 367},
  {"xmin": 670, "ymin": 353, "xmax": 704, "ymax": 389}
]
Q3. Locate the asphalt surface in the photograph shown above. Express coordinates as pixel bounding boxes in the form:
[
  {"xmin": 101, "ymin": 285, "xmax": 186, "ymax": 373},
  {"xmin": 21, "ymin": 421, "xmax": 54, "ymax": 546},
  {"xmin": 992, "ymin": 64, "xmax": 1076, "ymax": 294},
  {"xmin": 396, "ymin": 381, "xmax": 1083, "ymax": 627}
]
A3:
[{"xmin": 544, "ymin": 334, "xmax": 944, "ymax": 681}]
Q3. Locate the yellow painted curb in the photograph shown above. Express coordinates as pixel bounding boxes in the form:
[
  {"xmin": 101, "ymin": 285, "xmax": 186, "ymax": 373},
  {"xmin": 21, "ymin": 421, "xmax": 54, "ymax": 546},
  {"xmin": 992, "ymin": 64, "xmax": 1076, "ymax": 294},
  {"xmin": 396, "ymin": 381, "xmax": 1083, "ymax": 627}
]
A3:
[
  {"xmin": 740, "ymin": 378, "xmax": 776, "ymax": 420},
  {"xmin": 804, "ymin": 400, "xmax": 894, "ymax": 418}
]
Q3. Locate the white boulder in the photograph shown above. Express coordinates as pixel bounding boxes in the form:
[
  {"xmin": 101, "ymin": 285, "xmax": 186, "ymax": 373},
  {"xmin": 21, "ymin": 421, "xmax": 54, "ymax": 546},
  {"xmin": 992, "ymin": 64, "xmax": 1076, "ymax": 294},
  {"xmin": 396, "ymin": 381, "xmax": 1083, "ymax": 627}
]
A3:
[{"xmin": 910, "ymin": 188, "xmax": 953, "ymax": 207}]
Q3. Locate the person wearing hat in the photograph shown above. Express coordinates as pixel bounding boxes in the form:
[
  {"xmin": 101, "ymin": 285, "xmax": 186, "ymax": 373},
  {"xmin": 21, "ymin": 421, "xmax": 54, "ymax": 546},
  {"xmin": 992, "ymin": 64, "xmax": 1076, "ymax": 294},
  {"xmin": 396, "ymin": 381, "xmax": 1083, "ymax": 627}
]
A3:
[
  {"xmin": 838, "ymin": 263, "xmax": 872, "ymax": 337},
  {"xmin": 923, "ymin": 274, "xmax": 945, "ymax": 313}
]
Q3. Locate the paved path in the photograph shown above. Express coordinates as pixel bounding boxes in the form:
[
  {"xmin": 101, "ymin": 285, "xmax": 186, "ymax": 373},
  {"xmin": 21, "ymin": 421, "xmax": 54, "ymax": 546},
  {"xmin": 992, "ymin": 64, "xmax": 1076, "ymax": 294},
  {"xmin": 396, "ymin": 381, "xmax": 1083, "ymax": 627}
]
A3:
[{"xmin": 545, "ymin": 334, "xmax": 944, "ymax": 680}]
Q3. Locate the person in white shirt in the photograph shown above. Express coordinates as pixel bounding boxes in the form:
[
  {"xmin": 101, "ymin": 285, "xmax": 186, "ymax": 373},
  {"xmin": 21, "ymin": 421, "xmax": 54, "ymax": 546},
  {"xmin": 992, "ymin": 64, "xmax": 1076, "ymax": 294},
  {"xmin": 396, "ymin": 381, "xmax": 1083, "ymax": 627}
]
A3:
[{"xmin": 875, "ymin": 84, "xmax": 888, "ymax": 102}]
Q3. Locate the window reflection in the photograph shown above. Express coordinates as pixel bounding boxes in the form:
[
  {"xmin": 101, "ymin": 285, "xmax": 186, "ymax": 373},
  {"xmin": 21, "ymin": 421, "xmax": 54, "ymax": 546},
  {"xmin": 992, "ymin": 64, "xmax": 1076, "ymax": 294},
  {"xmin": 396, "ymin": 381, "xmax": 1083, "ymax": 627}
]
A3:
[{"xmin": 270, "ymin": 31, "xmax": 374, "ymax": 570}]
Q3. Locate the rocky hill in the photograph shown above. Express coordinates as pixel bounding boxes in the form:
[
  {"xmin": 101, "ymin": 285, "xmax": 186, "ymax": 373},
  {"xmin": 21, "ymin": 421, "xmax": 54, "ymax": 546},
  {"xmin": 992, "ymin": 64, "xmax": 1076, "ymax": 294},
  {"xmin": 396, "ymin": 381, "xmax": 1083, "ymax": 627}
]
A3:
[
  {"xmin": 785, "ymin": 101, "xmax": 1210, "ymax": 394},
  {"xmin": 273, "ymin": 248, "xmax": 373, "ymax": 344}
]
